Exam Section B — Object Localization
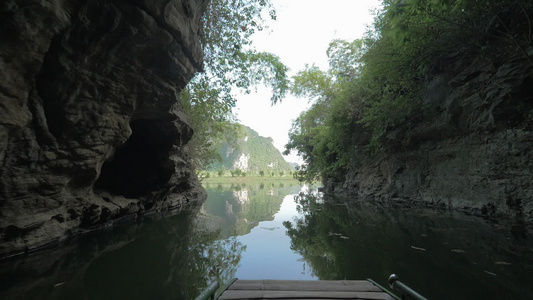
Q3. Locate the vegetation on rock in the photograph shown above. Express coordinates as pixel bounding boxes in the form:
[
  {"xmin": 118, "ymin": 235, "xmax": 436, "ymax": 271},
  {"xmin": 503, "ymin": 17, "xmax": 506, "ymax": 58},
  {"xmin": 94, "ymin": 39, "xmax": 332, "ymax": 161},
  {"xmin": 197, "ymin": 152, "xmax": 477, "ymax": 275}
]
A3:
[
  {"xmin": 206, "ymin": 124, "xmax": 293, "ymax": 175},
  {"xmin": 286, "ymin": 0, "xmax": 533, "ymax": 183},
  {"xmin": 180, "ymin": 0, "xmax": 289, "ymax": 170}
]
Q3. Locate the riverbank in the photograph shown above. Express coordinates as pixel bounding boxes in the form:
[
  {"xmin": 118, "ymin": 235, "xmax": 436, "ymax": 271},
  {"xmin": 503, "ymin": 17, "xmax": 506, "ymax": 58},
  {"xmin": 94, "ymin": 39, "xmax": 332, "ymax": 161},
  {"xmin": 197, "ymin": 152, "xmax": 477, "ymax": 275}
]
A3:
[{"xmin": 200, "ymin": 176, "xmax": 301, "ymax": 184}]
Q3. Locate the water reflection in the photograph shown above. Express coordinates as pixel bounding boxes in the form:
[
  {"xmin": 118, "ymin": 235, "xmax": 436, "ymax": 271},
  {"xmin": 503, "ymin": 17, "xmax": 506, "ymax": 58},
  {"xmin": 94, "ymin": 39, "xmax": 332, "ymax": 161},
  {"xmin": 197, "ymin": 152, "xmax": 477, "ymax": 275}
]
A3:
[
  {"xmin": 0, "ymin": 181, "xmax": 303, "ymax": 300},
  {"xmin": 3, "ymin": 182, "xmax": 530, "ymax": 300},
  {"xmin": 200, "ymin": 182, "xmax": 301, "ymax": 238},
  {"xmin": 284, "ymin": 191, "xmax": 533, "ymax": 300},
  {"xmin": 197, "ymin": 181, "xmax": 313, "ymax": 280},
  {"xmin": 0, "ymin": 210, "xmax": 246, "ymax": 300}
]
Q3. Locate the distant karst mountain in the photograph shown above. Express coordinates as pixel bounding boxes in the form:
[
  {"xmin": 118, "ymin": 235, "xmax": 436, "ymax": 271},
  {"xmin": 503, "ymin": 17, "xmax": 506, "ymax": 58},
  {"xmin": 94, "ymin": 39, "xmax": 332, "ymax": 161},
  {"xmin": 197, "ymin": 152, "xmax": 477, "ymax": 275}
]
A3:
[{"xmin": 207, "ymin": 125, "xmax": 293, "ymax": 173}]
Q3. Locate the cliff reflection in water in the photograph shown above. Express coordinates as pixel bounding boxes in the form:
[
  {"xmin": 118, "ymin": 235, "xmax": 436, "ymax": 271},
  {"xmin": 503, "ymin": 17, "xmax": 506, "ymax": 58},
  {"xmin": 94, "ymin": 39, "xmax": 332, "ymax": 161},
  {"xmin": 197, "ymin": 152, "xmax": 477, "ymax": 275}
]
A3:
[
  {"xmin": 0, "ymin": 209, "xmax": 245, "ymax": 300},
  {"xmin": 3, "ymin": 182, "xmax": 531, "ymax": 300},
  {"xmin": 0, "ymin": 181, "xmax": 301, "ymax": 300},
  {"xmin": 284, "ymin": 191, "xmax": 533, "ymax": 300},
  {"xmin": 199, "ymin": 182, "xmax": 301, "ymax": 238}
]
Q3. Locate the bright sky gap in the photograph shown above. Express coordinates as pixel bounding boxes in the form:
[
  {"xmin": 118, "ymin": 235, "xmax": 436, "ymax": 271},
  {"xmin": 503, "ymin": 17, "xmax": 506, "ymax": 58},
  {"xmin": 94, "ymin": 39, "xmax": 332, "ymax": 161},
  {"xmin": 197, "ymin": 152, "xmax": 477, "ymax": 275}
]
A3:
[{"xmin": 234, "ymin": 0, "xmax": 382, "ymax": 163}]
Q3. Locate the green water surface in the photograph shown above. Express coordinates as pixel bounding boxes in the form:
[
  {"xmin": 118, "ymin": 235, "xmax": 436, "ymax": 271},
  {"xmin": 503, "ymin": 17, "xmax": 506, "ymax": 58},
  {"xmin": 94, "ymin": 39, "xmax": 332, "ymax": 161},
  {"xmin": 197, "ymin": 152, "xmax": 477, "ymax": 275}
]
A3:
[{"xmin": 1, "ymin": 181, "xmax": 532, "ymax": 300}]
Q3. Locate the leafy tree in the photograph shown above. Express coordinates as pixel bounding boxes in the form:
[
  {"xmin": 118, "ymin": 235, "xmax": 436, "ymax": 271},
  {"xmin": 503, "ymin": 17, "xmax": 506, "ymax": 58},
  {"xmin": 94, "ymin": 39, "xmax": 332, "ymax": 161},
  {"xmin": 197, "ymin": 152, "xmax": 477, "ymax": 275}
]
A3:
[
  {"xmin": 259, "ymin": 170, "xmax": 265, "ymax": 177},
  {"xmin": 285, "ymin": 39, "xmax": 365, "ymax": 182},
  {"xmin": 291, "ymin": 64, "xmax": 336, "ymax": 104},
  {"xmin": 181, "ymin": 0, "xmax": 289, "ymax": 170},
  {"xmin": 361, "ymin": 0, "xmax": 533, "ymax": 145},
  {"xmin": 327, "ymin": 39, "xmax": 365, "ymax": 81},
  {"xmin": 217, "ymin": 169, "xmax": 225, "ymax": 177},
  {"xmin": 196, "ymin": 170, "xmax": 210, "ymax": 180},
  {"xmin": 279, "ymin": 171, "xmax": 284, "ymax": 177},
  {"xmin": 286, "ymin": 0, "xmax": 533, "ymax": 184}
]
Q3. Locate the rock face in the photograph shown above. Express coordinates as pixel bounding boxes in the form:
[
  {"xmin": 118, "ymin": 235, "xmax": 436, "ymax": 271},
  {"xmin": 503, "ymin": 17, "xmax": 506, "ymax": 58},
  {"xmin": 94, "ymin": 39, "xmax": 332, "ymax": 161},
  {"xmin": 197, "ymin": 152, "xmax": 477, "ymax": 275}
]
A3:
[
  {"xmin": 326, "ymin": 53, "xmax": 533, "ymax": 226},
  {"xmin": 0, "ymin": 0, "xmax": 209, "ymax": 257},
  {"xmin": 209, "ymin": 124, "xmax": 293, "ymax": 173}
]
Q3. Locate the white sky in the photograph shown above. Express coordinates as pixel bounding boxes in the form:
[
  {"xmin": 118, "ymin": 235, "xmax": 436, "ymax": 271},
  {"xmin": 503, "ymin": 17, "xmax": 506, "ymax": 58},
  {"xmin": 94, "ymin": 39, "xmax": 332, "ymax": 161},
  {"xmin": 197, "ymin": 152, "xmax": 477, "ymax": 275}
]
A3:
[{"xmin": 234, "ymin": 0, "xmax": 382, "ymax": 163}]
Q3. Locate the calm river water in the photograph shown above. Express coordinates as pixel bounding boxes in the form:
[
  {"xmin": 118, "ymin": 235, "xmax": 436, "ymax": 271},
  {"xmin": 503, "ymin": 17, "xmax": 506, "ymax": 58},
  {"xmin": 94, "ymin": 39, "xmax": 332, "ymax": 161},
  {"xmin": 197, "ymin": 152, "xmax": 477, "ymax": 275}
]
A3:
[{"xmin": 1, "ymin": 180, "xmax": 532, "ymax": 299}]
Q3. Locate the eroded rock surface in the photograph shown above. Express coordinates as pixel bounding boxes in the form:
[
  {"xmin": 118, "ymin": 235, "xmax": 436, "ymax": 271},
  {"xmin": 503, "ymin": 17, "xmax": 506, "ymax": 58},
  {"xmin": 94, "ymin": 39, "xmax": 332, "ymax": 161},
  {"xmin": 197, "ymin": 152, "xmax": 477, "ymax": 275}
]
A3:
[
  {"xmin": 0, "ymin": 0, "xmax": 208, "ymax": 257},
  {"xmin": 326, "ymin": 54, "xmax": 533, "ymax": 226}
]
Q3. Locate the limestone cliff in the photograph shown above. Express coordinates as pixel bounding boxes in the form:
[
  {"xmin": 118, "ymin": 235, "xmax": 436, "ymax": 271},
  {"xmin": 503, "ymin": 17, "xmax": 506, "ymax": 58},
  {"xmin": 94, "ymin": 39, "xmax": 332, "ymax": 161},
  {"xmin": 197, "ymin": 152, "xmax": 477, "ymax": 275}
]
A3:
[
  {"xmin": 208, "ymin": 124, "xmax": 293, "ymax": 173},
  {"xmin": 325, "ymin": 51, "xmax": 533, "ymax": 226},
  {"xmin": 0, "ymin": 0, "xmax": 209, "ymax": 257}
]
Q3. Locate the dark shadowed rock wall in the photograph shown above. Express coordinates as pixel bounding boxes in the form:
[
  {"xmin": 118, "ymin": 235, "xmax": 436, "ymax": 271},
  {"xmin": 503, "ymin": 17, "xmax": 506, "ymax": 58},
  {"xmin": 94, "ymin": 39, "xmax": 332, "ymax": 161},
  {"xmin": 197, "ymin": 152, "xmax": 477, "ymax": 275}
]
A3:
[
  {"xmin": 0, "ymin": 0, "xmax": 209, "ymax": 257},
  {"xmin": 325, "ymin": 52, "xmax": 533, "ymax": 226}
]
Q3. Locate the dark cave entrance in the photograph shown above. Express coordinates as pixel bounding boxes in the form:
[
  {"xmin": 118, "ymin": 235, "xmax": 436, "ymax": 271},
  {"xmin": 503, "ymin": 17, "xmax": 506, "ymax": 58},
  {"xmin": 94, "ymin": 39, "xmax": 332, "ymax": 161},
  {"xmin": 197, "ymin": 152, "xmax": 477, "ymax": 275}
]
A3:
[{"xmin": 94, "ymin": 119, "xmax": 175, "ymax": 198}]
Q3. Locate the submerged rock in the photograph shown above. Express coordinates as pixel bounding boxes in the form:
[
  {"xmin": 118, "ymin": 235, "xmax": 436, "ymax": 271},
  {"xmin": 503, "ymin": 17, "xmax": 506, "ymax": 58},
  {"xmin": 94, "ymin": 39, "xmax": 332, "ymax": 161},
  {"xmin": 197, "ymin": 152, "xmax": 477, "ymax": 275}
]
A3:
[{"xmin": 0, "ymin": 0, "xmax": 209, "ymax": 257}]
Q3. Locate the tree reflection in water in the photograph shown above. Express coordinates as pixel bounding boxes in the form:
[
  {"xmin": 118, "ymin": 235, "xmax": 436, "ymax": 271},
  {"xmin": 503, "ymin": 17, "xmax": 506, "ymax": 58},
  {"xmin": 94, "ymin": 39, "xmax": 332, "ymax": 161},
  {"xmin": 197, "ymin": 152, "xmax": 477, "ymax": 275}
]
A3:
[
  {"xmin": 0, "ymin": 210, "xmax": 246, "ymax": 300},
  {"xmin": 284, "ymin": 191, "xmax": 533, "ymax": 300},
  {"xmin": 6, "ymin": 183, "xmax": 530, "ymax": 300},
  {"xmin": 188, "ymin": 232, "xmax": 245, "ymax": 293},
  {"xmin": 81, "ymin": 210, "xmax": 248, "ymax": 300},
  {"xmin": 1, "ymin": 181, "xmax": 305, "ymax": 300}
]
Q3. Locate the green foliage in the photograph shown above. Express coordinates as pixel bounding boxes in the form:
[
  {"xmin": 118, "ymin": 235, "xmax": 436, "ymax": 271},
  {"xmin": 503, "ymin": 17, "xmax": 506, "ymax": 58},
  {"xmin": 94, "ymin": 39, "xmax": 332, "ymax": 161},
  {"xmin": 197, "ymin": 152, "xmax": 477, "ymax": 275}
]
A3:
[
  {"xmin": 285, "ymin": 39, "xmax": 366, "ymax": 183},
  {"xmin": 181, "ymin": 80, "xmax": 242, "ymax": 169},
  {"xmin": 327, "ymin": 39, "xmax": 365, "ymax": 81},
  {"xmin": 200, "ymin": 0, "xmax": 287, "ymax": 102},
  {"xmin": 362, "ymin": 0, "xmax": 533, "ymax": 143},
  {"xmin": 287, "ymin": 0, "xmax": 533, "ymax": 183},
  {"xmin": 196, "ymin": 170, "xmax": 210, "ymax": 180},
  {"xmin": 259, "ymin": 170, "xmax": 265, "ymax": 177},
  {"xmin": 181, "ymin": 0, "xmax": 289, "ymax": 170},
  {"xmin": 291, "ymin": 65, "xmax": 336, "ymax": 103},
  {"xmin": 230, "ymin": 169, "xmax": 242, "ymax": 177}
]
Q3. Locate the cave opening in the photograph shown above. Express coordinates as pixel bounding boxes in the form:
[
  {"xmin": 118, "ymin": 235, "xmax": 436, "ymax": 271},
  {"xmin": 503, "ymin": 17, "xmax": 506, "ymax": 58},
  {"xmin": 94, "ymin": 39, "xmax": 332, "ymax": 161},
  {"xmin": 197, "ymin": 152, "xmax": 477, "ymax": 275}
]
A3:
[{"xmin": 94, "ymin": 119, "xmax": 175, "ymax": 198}]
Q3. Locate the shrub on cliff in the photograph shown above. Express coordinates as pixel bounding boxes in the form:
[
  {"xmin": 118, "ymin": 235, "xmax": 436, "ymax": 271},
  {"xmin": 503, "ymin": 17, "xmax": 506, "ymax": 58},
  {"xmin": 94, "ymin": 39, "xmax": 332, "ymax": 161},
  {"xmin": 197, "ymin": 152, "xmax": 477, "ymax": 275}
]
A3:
[
  {"xmin": 362, "ymin": 0, "xmax": 533, "ymax": 146},
  {"xmin": 287, "ymin": 0, "xmax": 533, "ymax": 183}
]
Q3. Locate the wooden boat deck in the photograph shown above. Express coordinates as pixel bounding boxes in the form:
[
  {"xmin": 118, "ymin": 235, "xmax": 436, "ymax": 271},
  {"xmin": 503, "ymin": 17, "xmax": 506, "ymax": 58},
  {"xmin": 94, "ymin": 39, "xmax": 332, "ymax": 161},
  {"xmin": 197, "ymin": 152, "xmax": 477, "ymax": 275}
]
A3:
[{"xmin": 217, "ymin": 279, "xmax": 398, "ymax": 300}]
